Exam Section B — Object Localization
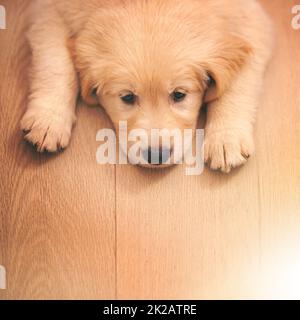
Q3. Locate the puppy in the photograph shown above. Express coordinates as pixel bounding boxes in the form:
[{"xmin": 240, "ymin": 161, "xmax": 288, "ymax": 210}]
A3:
[{"xmin": 21, "ymin": 0, "xmax": 272, "ymax": 172}]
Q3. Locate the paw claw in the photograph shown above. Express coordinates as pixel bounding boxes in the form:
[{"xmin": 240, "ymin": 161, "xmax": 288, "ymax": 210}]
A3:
[
  {"xmin": 20, "ymin": 108, "xmax": 75, "ymax": 153},
  {"xmin": 205, "ymin": 128, "xmax": 254, "ymax": 173}
]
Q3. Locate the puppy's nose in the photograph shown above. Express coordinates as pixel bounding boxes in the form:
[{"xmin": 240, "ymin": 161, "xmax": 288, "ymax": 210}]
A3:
[{"xmin": 142, "ymin": 147, "xmax": 171, "ymax": 165}]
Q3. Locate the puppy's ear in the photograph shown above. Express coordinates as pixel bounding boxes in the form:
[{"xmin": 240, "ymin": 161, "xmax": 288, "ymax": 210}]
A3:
[
  {"xmin": 80, "ymin": 77, "xmax": 99, "ymax": 105},
  {"xmin": 67, "ymin": 36, "xmax": 99, "ymax": 105},
  {"xmin": 203, "ymin": 35, "xmax": 252, "ymax": 103}
]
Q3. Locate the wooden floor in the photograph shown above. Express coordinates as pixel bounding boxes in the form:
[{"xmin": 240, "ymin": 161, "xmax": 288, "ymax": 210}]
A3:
[{"xmin": 0, "ymin": 0, "xmax": 300, "ymax": 300}]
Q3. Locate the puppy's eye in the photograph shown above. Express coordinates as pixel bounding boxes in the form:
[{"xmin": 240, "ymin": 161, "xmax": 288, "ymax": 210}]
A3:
[
  {"xmin": 121, "ymin": 93, "xmax": 136, "ymax": 105},
  {"xmin": 91, "ymin": 88, "xmax": 98, "ymax": 99},
  {"xmin": 172, "ymin": 91, "xmax": 186, "ymax": 103},
  {"xmin": 207, "ymin": 74, "xmax": 216, "ymax": 87}
]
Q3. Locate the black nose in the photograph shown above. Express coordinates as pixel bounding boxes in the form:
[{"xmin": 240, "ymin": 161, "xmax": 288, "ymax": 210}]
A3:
[{"xmin": 142, "ymin": 147, "xmax": 171, "ymax": 165}]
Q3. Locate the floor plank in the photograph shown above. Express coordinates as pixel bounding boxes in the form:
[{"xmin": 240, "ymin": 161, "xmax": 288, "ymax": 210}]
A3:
[
  {"xmin": 256, "ymin": 0, "xmax": 300, "ymax": 299},
  {"xmin": 116, "ymin": 0, "xmax": 300, "ymax": 299},
  {"xmin": 0, "ymin": 0, "xmax": 116, "ymax": 299}
]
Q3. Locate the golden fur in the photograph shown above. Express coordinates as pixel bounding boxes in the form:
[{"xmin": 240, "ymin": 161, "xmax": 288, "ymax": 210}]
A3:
[{"xmin": 21, "ymin": 0, "xmax": 272, "ymax": 172}]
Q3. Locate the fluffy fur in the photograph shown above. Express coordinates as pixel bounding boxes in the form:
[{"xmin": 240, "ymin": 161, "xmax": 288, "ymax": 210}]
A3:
[{"xmin": 21, "ymin": 0, "xmax": 272, "ymax": 172}]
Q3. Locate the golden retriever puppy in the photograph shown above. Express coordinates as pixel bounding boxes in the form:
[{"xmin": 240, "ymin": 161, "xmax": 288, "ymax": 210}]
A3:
[{"xmin": 21, "ymin": 0, "xmax": 272, "ymax": 172}]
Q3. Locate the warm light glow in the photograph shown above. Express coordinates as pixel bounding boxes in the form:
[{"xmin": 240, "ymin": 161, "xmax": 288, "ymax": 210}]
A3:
[{"xmin": 259, "ymin": 246, "xmax": 300, "ymax": 299}]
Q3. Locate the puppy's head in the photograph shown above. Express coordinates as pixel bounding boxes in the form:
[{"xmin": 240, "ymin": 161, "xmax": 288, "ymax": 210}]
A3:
[{"xmin": 71, "ymin": 2, "xmax": 251, "ymax": 166}]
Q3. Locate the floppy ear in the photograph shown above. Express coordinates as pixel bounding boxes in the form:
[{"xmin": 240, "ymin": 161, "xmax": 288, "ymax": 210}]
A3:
[
  {"xmin": 80, "ymin": 76, "xmax": 99, "ymax": 105},
  {"xmin": 67, "ymin": 36, "xmax": 99, "ymax": 105},
  {"xmin": 203, "ymin": 35, "xmax": 252, "ymax": 103}
]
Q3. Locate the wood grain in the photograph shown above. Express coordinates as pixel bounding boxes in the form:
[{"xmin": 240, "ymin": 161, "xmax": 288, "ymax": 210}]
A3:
[
  {"xmin": 0, "ymin": 0, "xmax": 300, "ymax": 299},
  {"xmin": 116, "ymin": 0, "xmax": 300, "ymax": 299},
  {"xmin": 0, "ymin": 0, "xmax": 116, "ymax": 299}
]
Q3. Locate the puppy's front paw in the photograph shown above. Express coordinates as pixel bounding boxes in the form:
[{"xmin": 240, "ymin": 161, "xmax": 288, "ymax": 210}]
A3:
[
  {"xmin": 204, "ymin": 128, "xmax": 254, "ymax": 173},
  {"xmin": 20, "ymin": 108, "xmax": 75, "ymax": 152}
]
